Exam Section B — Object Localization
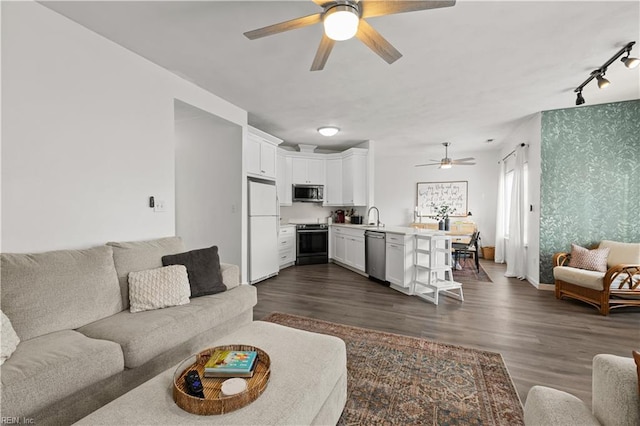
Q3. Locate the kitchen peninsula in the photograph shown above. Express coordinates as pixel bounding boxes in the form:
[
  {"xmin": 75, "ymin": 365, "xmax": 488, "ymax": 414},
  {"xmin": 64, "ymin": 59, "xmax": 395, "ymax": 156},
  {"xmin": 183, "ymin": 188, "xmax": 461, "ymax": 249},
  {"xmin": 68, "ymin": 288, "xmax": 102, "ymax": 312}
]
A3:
[{"xmin": 329, "ymin": 223, "xmax": 471, "ymax": 301}]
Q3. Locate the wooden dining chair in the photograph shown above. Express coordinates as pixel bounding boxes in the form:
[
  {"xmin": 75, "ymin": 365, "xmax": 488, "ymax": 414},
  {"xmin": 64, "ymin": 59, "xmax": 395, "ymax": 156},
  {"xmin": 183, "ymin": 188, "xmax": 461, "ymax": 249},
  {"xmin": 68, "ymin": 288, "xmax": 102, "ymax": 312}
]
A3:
[{"xmin": 453, "ymin": 231, "xmax": 480, "ymax": 272}]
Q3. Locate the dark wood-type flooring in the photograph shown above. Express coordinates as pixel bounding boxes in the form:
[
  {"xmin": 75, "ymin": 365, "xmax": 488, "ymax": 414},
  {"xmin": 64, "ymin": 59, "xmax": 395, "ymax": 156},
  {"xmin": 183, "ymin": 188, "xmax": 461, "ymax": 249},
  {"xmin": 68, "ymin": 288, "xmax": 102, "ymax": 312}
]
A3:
[{"xmin": 253, "ymin": 260, "xmax": 640, "ymax": 405}]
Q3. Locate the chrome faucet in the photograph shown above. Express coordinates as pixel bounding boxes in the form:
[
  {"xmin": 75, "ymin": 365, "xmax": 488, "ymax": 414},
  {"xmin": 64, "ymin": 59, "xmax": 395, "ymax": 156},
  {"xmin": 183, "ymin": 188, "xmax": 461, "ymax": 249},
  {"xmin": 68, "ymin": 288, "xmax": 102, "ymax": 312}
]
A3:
[{"xmin": 367, "ymin": 206, "xmax": 381, "ymax": 227}]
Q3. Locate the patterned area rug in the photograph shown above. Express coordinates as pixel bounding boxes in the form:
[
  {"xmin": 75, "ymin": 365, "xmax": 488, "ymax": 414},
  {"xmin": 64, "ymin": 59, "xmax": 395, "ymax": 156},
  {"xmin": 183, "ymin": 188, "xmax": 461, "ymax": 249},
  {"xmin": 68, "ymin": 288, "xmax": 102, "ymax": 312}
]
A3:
[
  {"xmin": 452, "ymin": 263, "xmax": 493, "ymax": 283},
  {"xmin": 263, "ymin": 312, "xmax": 523, "ymax": 426}
]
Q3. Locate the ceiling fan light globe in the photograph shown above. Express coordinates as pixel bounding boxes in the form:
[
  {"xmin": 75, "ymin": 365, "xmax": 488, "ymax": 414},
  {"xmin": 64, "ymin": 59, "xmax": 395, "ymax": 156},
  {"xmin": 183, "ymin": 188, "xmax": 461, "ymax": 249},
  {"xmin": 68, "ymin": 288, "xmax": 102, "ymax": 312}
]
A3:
[
  {"xmin": 323, "ymin": 5, "xmax": 359, "ymax": 41},
  {"xmin": 439, "ymin": 164, "xmax": 452, "ymax": 169}
]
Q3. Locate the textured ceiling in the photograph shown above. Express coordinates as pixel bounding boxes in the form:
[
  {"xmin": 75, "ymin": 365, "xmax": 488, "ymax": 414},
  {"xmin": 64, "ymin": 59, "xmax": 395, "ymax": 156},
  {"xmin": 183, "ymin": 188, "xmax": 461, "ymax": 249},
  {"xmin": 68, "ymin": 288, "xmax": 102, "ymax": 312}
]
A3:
[{"xmin": 43, "ymin": 1, "xmax": 640, "ymax": 156}]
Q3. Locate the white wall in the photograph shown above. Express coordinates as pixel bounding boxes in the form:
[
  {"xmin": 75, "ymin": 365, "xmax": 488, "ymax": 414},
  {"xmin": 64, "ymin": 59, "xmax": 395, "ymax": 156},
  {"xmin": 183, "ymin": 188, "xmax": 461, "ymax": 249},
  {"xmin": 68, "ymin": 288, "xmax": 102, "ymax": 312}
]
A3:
[
  {"xmin": 1, "ymin": 3, "xmax": 247, "ymax": 258},
  {"xmin": 174, "ymin": 101, "xmax": 242, "ymax": 266},
  {"xmin": 498, "ymin": 113, "xmax": 542, "ymax": 286},
  {"xmin": 375, "ymin": 149, "xmax": 500, "ymax": 246}
]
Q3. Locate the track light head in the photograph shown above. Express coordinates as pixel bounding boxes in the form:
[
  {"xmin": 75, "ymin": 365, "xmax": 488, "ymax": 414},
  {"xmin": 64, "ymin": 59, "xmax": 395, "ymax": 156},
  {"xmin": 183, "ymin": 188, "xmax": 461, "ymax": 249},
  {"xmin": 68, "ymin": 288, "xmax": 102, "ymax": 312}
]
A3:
[
  {"xmin": 575, "ymin": 91, "xmax": 585, "ymax": 105},
  {"xmin": 596, "ymin": 72, "xmax": 610, "ymax": 89},
  {"xmin": 621, "ymin": 54, "xmax": 640, "ymax": 69}
]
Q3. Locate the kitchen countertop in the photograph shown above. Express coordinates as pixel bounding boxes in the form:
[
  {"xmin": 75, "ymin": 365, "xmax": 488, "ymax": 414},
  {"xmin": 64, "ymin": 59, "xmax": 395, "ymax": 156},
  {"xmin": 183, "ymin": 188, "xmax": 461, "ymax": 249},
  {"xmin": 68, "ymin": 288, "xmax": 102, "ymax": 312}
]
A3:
[{"xmin": 330, "ymin": 223, "xmax": 447, "ymax": 236}]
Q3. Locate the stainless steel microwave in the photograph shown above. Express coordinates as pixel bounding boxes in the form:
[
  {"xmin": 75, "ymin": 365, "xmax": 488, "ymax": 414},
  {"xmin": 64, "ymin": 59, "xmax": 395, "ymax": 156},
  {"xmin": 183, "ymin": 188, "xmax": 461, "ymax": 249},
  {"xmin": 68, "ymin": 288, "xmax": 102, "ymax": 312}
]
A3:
[{"xmin": 292, "ymin": 184, "xmax": 324, "ymax": 203}]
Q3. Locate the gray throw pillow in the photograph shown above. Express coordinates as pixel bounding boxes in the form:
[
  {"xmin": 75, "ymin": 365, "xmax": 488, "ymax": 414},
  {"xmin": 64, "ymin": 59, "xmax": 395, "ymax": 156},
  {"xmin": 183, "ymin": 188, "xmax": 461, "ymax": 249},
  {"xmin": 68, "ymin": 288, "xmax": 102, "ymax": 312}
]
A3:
[{"xmin": 162, "ymin": 246, "xmax": 226, "ymax": 297}]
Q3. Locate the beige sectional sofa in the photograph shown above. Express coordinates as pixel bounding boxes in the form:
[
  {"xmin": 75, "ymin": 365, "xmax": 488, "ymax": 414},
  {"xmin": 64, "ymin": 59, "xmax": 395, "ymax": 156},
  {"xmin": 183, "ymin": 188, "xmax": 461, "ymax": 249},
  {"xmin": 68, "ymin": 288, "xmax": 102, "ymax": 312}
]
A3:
[
  {"xmin": 0, "ymin": 237, "xmax": 256, "ymax": 422},
  {"xmin": 524, "ymin": 354, "xmax": 640, "ymax": 426}
]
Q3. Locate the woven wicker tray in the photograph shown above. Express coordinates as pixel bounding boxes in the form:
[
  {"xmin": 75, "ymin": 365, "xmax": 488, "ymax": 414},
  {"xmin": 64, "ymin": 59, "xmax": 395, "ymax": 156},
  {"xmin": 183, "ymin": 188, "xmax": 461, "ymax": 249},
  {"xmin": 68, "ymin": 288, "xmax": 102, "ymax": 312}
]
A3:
[{"xmin": 172, "ymin": 345, "xmax": 271, "ymax": 415}]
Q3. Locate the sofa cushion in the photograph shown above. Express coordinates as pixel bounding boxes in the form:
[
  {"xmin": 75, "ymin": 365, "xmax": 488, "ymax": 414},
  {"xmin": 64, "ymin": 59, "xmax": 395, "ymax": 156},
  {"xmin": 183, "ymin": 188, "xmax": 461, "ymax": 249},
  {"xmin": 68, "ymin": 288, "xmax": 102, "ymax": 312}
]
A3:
[
  {"xmin": 162, "ymin": 246, "xmax": 226, "ymax": 297},
  {"xmin": 128, "ymin": 265, "xmax": 191, "ymax": 313},
  {"xmin": 553, "ymin": 266, "xmax": 605, "ymax": 290},
  {"xmin": 599, "ymin": 240, "xmax": 640, "ymax": 268},
  {"xmin": 107, "ymin": 237, "xmax": 186, "ymax": 309},
  {"xmin": 0, "ymin": 330, "xmax": 124, "ymax": 417},
  {"xmin": 77, "ymin": 285, "xmax": 257, "ymax": 368},
  {"xmin": 592, "ymin": 354, "xmax": 640, "ymax": 426},
  {"xmin": 221, "ymin": 263, "xmax": 240, "ymax": 290},
  {"xmin": 1, "ymin": 311, "xmax": 20, "ymax": 365},
  {"xmin": 568, "ymin": 244, "xmax": 609, "ymax": 272},
  {"xmin": 1, "ymin": 246, "xmax": 122, "ymax": 341}
]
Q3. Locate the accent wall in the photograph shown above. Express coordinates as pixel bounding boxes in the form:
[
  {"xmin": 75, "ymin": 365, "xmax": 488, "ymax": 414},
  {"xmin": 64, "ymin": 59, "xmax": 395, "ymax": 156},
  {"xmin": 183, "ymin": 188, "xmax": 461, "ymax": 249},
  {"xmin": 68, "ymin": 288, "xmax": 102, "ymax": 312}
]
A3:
[{"xmin": 539, "ymin": 100, "xmax": 640, "ymax": 283}]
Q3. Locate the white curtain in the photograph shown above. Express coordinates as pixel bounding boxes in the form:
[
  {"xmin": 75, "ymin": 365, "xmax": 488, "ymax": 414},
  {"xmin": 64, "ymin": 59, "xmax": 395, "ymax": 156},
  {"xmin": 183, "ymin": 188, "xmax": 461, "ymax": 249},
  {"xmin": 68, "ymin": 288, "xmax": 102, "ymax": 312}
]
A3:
[
  {"xmin": 505, "ymin": 145, "xmax": 527, "ymax": 279},
  {"xmin": 494, "ymin": 160, "xmax": 506, "ymax": 263}
]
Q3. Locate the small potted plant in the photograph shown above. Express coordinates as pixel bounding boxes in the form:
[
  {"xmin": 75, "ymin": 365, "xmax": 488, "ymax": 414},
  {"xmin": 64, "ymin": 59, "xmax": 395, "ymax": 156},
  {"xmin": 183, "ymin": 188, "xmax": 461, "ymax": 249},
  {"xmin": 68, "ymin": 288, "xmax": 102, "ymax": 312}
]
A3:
[{"xmin": 431, "ymin": 203, "xmax": 456, "ymax": 231}]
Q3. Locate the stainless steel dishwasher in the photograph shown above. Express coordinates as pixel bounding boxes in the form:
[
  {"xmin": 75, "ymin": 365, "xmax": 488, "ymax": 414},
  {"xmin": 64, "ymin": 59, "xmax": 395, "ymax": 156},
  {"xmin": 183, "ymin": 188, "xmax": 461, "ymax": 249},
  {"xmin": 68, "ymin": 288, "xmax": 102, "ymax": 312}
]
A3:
[{"xmin": 365, "ymin": 230, "xmax": 386, "ymax": 282}]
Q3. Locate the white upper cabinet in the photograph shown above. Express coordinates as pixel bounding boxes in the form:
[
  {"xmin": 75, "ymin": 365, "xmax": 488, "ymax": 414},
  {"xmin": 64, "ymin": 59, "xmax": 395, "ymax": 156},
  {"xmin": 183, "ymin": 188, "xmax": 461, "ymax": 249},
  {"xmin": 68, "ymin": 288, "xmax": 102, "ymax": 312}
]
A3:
[
  {"xmin": 291, "ymin": 157, "xmax": 325, "ymax": 185},
  {"xmin": 342, "ymin": 149, "xmax": 368, "ymax": 206},
  {"xmin": 324, "ymin": 157, "xmax": 343, "ymax": 206},
  {"xmin": 246, "ymin": 126, "xmax": 281, "ymax": 180},
  {"xmin": 277, "ymin": 151, "xmax": 292, "ymax": 206}
]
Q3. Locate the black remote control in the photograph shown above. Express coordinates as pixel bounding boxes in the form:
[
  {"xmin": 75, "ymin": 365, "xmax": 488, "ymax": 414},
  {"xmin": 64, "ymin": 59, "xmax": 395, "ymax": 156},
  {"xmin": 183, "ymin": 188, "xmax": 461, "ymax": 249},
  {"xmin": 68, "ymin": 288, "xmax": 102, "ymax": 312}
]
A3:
[{"xmin": 184, "ymin": 370, "xmax": 205, "ymax": 398}]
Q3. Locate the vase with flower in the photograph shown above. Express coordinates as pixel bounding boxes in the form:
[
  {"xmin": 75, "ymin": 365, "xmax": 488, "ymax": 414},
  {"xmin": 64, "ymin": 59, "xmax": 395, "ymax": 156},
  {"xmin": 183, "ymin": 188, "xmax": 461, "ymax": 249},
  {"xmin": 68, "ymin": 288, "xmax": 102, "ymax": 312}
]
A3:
[{"xmin": 431, "ymin": 203, "xmax": 456, "ymax": 231}]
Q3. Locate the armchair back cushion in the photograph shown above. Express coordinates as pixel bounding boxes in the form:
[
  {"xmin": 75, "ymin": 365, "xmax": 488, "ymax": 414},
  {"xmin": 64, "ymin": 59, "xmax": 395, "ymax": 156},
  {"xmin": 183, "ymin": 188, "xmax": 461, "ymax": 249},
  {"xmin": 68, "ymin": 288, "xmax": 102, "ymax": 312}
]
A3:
[
  {"xmin": 0, "ymin": 246, "xmax": 122, "ymax": 340},
  {"xmin": 599, "ymin": 240, "xmax": 640, "ymax": 268}
]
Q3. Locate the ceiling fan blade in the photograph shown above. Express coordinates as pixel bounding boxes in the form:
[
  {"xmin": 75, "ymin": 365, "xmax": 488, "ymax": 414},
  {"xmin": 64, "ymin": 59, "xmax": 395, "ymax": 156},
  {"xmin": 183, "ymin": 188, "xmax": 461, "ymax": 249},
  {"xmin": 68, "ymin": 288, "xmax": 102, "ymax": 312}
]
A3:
[
  {"xmin": 451, "ymin": 162, "xmax": 476, "ymax": 166},
  {"xmin": 355, "ymin": 19, "xmax": 402, "ymax": 64},
  {"xmin": 311, "ymin": 0, "xmax": 331, "ymax": 6},
  {"xmin": 244, "ymin": 13, "xmax": 322, "ymax": 40},
  {"xmin": 415, "ymin": 163, "xmax": 440, "ymax": 167},
  {"xmin": 361, "ymin": 0, "xmax": 456, "ymax": 19},
  {"xmin": 310, "ymin": 34, "xmax": 336, "ymax": 71},
  {"xmin": 453, "ymin": 157, "xmax": 475, "ymax": 162}
]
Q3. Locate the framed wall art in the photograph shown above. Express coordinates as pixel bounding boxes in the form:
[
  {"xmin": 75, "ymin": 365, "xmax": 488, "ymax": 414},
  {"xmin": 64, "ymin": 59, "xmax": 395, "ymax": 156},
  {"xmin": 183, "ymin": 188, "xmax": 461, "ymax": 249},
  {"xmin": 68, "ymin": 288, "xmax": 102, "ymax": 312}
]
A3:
[{"xmin": 416, "ymin": 181, "xmax": 468, "ymax": 217}]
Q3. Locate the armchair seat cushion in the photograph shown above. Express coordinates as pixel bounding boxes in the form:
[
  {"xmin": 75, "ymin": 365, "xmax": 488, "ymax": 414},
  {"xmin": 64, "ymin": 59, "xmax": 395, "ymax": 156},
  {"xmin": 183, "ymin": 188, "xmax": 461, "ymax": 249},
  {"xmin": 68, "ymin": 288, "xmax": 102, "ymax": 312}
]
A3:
[{"xmin": 554, "ymin": 266, "xmax": 605, "ymax": 290}]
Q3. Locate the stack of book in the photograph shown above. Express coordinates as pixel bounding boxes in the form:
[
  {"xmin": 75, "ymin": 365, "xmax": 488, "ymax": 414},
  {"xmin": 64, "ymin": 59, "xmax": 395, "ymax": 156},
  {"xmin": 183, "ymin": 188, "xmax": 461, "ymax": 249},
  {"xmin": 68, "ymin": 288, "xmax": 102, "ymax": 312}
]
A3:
[{"xmin": 204, "ymin": 350, "xmax": 258, "ymax": 378}]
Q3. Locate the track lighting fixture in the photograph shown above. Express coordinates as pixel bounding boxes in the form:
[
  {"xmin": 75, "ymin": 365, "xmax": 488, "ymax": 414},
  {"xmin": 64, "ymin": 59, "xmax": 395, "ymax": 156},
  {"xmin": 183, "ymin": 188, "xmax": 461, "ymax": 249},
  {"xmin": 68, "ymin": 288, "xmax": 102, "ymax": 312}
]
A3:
[
  {"xmin": 596, "ymin": 72, "xmax": 610, "ymax": 89},
  {"xmin": 573, "ymin": 41, "xmax": 637, "ymax": 105},
  {"xmin": 621, "ymin": 53, "xmax": 640, "ymax": 69}
]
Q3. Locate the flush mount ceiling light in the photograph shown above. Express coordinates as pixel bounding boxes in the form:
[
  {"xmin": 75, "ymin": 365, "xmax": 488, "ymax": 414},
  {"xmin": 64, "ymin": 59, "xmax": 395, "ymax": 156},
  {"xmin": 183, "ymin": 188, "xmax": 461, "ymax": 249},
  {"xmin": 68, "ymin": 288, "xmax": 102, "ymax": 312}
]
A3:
[
  {"xmin": 318, "ymin": 126, "xmax": 340, "ymax": 137},
  {"xmin": 573, "ymin": 41, "xmax": 637, "ymax": 105},
  {"xmin": 323, "ymin": 4, "xmax": 359, "ymax": 41}
]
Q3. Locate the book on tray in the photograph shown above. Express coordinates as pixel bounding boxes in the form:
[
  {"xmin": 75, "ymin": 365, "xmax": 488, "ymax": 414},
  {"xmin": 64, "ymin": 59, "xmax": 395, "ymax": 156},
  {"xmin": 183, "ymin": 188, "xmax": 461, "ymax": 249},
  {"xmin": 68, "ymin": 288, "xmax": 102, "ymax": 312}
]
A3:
[{"xmin": 203, "ymin": 350, "xmax": 258, "ymax": 378}]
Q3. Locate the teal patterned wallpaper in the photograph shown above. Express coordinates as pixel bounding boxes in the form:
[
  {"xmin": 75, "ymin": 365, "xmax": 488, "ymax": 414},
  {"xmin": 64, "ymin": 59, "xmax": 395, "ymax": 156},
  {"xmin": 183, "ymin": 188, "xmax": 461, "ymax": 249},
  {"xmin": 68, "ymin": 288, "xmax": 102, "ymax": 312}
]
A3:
[{"xmin": 540, "ymin": 100, "xmax": 640, "ymax": 284}]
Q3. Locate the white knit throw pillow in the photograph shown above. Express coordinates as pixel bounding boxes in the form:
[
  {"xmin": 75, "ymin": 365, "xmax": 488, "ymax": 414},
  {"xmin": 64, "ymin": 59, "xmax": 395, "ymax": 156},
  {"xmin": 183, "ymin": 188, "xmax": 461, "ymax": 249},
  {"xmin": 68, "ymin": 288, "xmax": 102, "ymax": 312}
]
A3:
[
  {"xmin": 1, "ymin": 310, "xmax": 20, "ymax": 365},
  {"xmin": 128, "ymin": 265, "xmax": 191, "ymax": 313}
]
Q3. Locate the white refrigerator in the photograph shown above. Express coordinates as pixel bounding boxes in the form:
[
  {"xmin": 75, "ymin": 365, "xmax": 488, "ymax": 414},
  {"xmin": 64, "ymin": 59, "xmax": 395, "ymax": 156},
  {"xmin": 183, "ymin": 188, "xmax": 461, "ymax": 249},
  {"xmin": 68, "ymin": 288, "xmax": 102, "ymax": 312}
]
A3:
[{"xmin": 248, "ymin": 179, "xmax": 279, "ymax": 284}]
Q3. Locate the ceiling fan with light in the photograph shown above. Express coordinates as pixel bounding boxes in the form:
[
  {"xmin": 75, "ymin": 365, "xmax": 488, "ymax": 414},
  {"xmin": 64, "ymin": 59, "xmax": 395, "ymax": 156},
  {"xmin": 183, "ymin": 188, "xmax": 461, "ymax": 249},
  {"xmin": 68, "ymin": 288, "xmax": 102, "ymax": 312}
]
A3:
[
  {"xmin": 243, "ymin": 0, "xmax": 456, "ymax": 71},
  {"xmin": 415, "ymin": 142, "xmax": 475, "ymax": 169}
]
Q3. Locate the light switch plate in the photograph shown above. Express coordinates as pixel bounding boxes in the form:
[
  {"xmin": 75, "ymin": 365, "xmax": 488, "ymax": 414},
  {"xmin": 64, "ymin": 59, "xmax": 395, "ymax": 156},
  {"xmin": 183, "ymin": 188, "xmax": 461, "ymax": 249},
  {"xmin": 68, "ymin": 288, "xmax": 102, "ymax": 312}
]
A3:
[{"xmin": 154, "ymin": 200, "xmax": 166, "ymax": 212}]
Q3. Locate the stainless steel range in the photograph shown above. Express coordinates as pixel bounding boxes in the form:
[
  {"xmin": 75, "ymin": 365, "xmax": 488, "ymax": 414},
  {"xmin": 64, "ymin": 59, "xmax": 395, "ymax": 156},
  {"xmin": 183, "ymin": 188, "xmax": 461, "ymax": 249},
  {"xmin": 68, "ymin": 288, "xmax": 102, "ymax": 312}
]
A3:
[{"xmin": 295, "ymin": 224, "xmax": 328, "ymax": 265}]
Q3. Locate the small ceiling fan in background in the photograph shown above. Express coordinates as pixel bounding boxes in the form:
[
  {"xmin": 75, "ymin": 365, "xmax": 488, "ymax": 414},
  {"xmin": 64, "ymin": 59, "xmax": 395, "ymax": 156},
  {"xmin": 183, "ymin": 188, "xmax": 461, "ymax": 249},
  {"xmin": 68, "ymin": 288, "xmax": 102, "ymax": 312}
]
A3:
[
  {"xmin": 243, "ymin": 0, "xmax": 456, "ymax": 71},
  {"xmin": 415, "ymin": 142, "xmax": 476, "ymax": 169}
]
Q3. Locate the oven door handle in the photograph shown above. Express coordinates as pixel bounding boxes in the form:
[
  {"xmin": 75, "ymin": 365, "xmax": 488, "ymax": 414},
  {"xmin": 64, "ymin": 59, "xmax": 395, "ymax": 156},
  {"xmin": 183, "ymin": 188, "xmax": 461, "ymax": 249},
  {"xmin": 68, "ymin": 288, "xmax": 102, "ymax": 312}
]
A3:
[{"xmin": 297, "ymin": 230, "xmax": 329, "ymax": 233}]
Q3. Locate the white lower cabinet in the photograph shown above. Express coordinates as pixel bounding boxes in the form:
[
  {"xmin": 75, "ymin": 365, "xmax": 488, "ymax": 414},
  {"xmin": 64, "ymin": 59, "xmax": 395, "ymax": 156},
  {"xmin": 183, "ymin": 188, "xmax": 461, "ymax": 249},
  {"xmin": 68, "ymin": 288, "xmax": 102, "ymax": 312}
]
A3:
[
  {"xmin": 330, "ymin": 226, "xmax": 365, "ymax": 273},
  {"xmin": 385, "ymin": 233, "xmax": 415, "ymax": 294},
  {"xmin": 278, "ymin": 225, "xmax": 296, "ymax": 269}
]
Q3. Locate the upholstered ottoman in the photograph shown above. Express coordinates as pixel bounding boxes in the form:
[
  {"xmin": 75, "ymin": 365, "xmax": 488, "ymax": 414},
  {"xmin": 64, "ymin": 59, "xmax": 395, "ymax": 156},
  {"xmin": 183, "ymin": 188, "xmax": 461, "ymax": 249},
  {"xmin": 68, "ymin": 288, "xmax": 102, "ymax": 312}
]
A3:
[{"xmin": 75, "ymin": 321, "xmax": 347, "ymax": 425}]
